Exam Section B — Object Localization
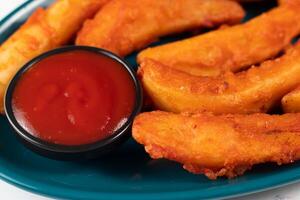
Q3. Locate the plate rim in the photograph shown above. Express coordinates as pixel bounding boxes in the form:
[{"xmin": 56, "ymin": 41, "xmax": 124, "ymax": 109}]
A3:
[{"xmin": 1, "ymin": 1, "xmax": 300, "ymax": 200}]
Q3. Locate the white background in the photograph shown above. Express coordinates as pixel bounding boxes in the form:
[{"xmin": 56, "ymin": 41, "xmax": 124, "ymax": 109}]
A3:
[{"xmin": 1, "ymin": 1, "xmax": 300, "ymax": 200}]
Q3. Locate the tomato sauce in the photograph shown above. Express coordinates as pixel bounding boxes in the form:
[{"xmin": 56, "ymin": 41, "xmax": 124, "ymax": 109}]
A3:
[{"xmin": 12, "ymin": 50, "xmax": 136, "ymax": 145}]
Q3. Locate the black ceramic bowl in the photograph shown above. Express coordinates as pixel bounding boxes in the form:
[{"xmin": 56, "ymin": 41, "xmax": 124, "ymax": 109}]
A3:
[{"xmin": 4, "ymin": 46, "xmax": 143, "ymax": 160}]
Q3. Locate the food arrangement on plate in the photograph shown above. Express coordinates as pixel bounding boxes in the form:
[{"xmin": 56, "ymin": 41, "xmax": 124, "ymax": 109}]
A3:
[{"xmin": 1, "ymin": 0, "xmax": 300, "ymax": 185}]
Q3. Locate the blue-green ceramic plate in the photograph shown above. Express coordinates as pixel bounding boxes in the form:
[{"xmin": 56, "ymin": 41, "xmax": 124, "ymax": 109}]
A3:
[{"xmin": 0, "ymin": 1, "xmax": 299, "ymax": 200}]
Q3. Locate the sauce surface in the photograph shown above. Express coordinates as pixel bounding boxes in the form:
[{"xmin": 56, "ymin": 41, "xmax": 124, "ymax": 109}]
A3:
[{"xmin": 12, "ymin": 50, "xmax": 135, "ymax": 145}]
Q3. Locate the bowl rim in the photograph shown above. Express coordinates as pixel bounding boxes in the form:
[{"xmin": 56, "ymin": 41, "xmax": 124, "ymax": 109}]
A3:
[{"xmin": 4, "ymin": 45, "xmax": 143, "ymax": 154}]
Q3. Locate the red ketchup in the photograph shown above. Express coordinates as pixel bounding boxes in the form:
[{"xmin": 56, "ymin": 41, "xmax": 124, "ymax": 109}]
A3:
[{"xmin": 12, "ymin": 50, "xmax": 135, "ymax": 145}]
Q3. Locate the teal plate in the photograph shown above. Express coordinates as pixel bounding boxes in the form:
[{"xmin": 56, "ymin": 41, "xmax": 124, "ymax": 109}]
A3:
[{"xmin": 0, "ymin": 1, "xmax": 299, "ymax": 200}]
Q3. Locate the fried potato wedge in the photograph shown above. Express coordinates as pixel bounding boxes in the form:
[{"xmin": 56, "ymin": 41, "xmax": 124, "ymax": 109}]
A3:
[
  {"xmin": 76, "ymin": 0, "xmax": 245, "ymax": 56},
  {"xmin": 139, "ymin": 42, "xmax": 300, "ymax": 114},
  {"xmin": 0, "ymin": 0, "xmax": 109, "ymax": 112},
  {"xmin": 282, "ymin": 87, "xmax": 300, "ymax": 113},
  {"xmin": 133, "ymin": 111, "xmax": 300, "ymax": 179},
  {"xmin": 138, "ymin": 3, "xmax": 300, "ymax": 76}
]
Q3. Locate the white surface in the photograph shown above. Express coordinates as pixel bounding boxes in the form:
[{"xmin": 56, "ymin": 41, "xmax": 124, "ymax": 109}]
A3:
[{"xmin": 1, "ymin": 1, "xmax": 300, "ymax": 200}]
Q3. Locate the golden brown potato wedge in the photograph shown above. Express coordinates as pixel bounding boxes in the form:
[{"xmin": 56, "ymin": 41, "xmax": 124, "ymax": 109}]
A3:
[
  {"xmin": 138, "ymin": 3, "xmax": 300, "ymax": 76},
  {"xmin": 0, "ymin": 0, "xmax": 109, "ymax": 112},
  {"xmin": 133, "ymin": 111, "xmax": 300, "ymax": 179},
  {"xmin": 76, "ymin": 0, "xmax": 245, "ymax": 56},
  {"xmin": 138, "ymin": 42, "xmax": 300, "ymax": 114}
]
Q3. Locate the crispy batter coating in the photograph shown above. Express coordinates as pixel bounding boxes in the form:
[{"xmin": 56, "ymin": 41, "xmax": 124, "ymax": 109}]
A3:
[
  {"xmin": 138, "ymin": 3, "xmax": 300, "ymax": 76},
  {"xmin": 133, "ymin": 111, "xmax": 300, "ymax": 179},
  {"xmin": 138, "ymin": 42, "xmax": 300, "ymax": 114},
  {"xmin": 0, "ymin": 0, "xmax": 109, "ymax": 113},
  {"xmin": 282, "ymin": 86, "xmax": 300, "ymax": 113},
  {"xmin": 76, "ymin": 0, "xmax": 245, "ymax": 56}
]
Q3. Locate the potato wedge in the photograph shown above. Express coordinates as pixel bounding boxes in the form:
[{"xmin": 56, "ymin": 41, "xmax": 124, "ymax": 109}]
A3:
[
  {"xmin": 76, "ymin": 0, "xmax": 244, "ymax": 56},
  {"xmin": 133, "ymin": 111, "xmax": 300, "ymax": 179},
  {"xmin": 139, "ymin": 42, "xmax": 300, "ymax": 114},
  {"xmin": 138, "ymin": 3, "xmax": 300, "ymax": 76}
]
